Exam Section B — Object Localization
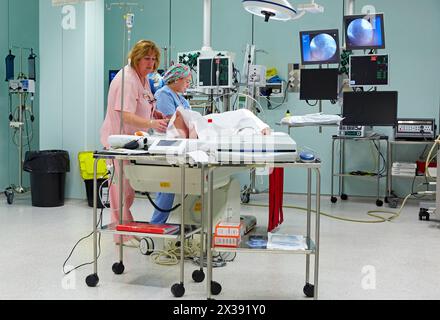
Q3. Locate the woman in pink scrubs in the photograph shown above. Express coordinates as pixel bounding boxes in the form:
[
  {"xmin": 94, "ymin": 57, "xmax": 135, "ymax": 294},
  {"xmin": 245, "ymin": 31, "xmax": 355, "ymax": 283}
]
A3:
[{"xmin": 100, "ymin": 40, "xmax": 169, "ymax": 243}]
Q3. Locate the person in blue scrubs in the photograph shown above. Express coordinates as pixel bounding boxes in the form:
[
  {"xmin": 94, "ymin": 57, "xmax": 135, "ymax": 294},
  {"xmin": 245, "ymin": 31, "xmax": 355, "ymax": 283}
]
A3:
[{"xmin": 150, "ymin": 64, "xmax": 192, "ymax": 224}]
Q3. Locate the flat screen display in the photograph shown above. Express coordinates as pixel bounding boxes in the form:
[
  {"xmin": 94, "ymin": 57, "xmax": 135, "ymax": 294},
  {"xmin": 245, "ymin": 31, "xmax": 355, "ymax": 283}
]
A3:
[
  {"xmin": 109, "ymin": 70, "xmax": 118, "ymax": 86},
  {"xmin": 344, "ymin": 13, "xmax": 385, "ymax": 50},
  {"xmin": 349, "ymin": 54, "xmax": 389, "ymax": 87},
  {"xmin": 300, "ymin": 68, "xmax": 339, "ymax": 100},
  {"xmin": 198, "ymin": 57, "xmax": 231, "ymax": 87},
  {"xmin": 342, "ymin": 91, "xmax": 398, "ymax": 126},
  {"xmin": 300, "ymin": 29, "xmax": 340, "ymax": 65}
]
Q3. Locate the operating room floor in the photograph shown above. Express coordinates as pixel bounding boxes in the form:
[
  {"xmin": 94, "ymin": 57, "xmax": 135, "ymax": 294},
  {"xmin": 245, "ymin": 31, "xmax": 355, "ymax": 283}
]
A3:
[{"xmin": 1, "ymin": 192, "xmax": 440, "ymax": 300}]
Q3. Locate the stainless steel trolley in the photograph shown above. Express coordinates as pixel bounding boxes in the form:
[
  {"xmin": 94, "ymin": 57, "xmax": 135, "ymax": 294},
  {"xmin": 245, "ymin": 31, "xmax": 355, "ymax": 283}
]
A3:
[
  {"xmin": 331, "ymin": 134, "xmax": 389, "ymax": 207},
  {"xmin": 85, "ymin": 151, "xmax": 205, "ymax": 297},
  {"xmin": 205, "ymin": 161, "xmax": 321, "ymax": 300}
]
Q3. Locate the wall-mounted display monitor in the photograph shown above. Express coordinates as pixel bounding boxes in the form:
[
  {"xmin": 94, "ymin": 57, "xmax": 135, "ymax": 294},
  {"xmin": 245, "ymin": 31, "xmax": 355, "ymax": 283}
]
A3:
[
  {"xmin": 300, "ymin": 68, "xmax": 339, "ymax": 100},
  {"xmin": 342, "ymin": 91, "xmax": 398, "ymax": 126},
  {"xmin": 300, "ymin": 29, "xmax": 340, "ymax": 65},
  {"xmin": 344, "ymin": 13, "xmax": 385, "ymax": 50},
  {"xmin": 349, "ymin": 54, "xmax": 389, "ymax": 87}
]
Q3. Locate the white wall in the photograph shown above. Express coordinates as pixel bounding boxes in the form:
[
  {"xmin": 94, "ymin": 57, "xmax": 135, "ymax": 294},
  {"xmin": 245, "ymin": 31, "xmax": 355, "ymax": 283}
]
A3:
[{"xmin": 39, "ymin": 0, "xmax": 104, "ymax": 199}]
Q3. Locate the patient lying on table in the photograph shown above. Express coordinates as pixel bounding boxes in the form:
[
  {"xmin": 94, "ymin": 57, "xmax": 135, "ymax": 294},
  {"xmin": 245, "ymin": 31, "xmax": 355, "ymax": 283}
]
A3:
[
  {"xmin": 167, "ymin": 106, "xmax": 271, "ymax": 139},
  {"xmin": 149, "ymin": 107, "xmax": 271, "ymax": 224}
]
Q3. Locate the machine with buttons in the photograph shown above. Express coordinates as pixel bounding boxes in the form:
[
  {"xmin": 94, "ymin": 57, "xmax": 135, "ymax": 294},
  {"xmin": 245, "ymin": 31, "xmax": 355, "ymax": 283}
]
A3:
[{"xmin": 394, "ymin": 118, "xmax": 436, "ymax": 140}]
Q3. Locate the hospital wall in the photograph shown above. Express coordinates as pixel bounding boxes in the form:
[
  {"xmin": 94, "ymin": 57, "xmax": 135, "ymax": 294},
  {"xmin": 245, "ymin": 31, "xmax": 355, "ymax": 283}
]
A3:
[
  {"xmin": 38, "ymin": 0, "xmax": 104, "ymax": 199},
  {"xmin": 3, "ymin": 1, "xmax": 437, "ymax": 202},
  {"xmin": 104, "ymin": 0, "xmax": 440, "ymax": 199},
  {"xmin": 0, "ymin": 0, "xmax": 39, "ymax": 194}
]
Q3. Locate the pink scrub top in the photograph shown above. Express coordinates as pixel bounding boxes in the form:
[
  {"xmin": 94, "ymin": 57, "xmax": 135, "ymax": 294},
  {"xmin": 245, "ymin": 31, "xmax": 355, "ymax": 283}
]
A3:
[{"xmin": 100, "ymin": 65, "xmax": 156, "ymax": 148}]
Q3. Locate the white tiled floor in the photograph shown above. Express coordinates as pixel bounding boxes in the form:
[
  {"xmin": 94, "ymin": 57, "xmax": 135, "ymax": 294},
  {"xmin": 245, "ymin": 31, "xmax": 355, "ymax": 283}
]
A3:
[{"xmin": 1, "ymin": 192, "xmax": 440, "ymax": 300}]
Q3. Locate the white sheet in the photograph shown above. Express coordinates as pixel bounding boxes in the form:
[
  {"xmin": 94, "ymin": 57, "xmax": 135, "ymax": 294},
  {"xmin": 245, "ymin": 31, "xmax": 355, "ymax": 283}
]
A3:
[
  {"xmin": 167, "ymin": 107, "xmax": 270, "ymax": 140},
  {"xmin": 281, "ymin": 112, "xmax": 344, "ymax": 126}
]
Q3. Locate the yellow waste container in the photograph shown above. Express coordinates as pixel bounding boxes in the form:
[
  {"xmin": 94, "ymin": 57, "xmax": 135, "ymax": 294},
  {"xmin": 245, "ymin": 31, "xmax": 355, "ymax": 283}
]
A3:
[{"xmin": 78, "ymin": 151, "xmax": 109, "ymax": 208}]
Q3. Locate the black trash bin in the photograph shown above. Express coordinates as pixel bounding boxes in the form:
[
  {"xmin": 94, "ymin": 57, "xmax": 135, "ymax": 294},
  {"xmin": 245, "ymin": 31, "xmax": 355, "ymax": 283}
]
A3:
[
  {"xmin": 23, "ymin": 150, "xmax": 70, "ymax": 207},
  {"xmin": 84, "ymin": 179, "xmax": 109, "ymax": 208}
]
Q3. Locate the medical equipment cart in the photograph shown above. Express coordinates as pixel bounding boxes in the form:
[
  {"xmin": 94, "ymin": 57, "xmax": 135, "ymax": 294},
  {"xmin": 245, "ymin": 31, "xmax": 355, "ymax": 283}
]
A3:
[
  {"xmin": 330, "ymin": 134, "xmax": 389, "ymax": 206},
  {"xmin": 205, "ymin": 161, "xmax": 321, "ymax": 300},
  {"xmin": 85, "ymin": 151, "xmax": 205, "ymax": 298},
  {"xmin": 387, "ymin": 140, "xmax": 437, "ymax": 197}
]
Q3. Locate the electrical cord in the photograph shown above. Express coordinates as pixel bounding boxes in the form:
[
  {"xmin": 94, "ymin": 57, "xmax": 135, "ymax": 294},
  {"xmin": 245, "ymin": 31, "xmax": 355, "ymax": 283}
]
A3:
[
  {"xmin": 62, "ymin": 209, "xmax": 104, "ymax": 275},
  {"xmin": 62, "ymin": 169, "xmax": 113, "ymax": 275},
  {"xmin": 305, "ymin": 100, "xmax": 318, "ymax": 107},
  {"xmin": 144, "ymin": 192, "xmax": 186, "ymax": 213},
  {"xmin": 151, "ymin": 238, "xmax": 200, "ymax": 266},
  {"xmin": 243, "ymin": 191, "xmax": 416, "ymax": 224}
]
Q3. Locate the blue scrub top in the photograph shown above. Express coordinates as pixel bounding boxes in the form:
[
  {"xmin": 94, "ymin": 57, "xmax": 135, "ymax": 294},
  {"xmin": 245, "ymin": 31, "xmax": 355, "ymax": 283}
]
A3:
[{"xmin": 154, "ymin": 85, "xmax": 191, "ymax": 116}]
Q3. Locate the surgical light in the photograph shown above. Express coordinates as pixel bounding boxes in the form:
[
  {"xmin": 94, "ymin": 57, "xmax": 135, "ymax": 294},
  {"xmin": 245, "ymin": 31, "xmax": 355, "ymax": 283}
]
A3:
[{"xmin": 242, "ymin": 0, "xmax": 300, "ymax": 22}]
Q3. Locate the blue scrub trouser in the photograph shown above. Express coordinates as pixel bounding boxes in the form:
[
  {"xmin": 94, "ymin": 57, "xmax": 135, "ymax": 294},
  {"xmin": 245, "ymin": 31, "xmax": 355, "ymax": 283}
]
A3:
[{"xmin": 150, "ymin": 192, "xmax": 175, "ymax": 224}]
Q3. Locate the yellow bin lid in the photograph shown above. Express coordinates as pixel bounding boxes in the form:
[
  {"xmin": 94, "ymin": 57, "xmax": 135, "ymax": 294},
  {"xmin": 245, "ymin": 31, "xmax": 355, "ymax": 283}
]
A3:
[{"xmin": 78, "ymin": 151, "xmax": 109, "ymax": 180}]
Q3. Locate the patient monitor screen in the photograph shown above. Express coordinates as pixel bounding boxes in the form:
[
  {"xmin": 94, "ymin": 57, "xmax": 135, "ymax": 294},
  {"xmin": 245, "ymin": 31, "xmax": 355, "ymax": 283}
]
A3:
[
  {"xmin": 350, "ymin": 54, "xmax": 389, "ymax": 87},
  {"xmin": 198, "ymin": 57, "xmax": 231, "ymax": 87}
]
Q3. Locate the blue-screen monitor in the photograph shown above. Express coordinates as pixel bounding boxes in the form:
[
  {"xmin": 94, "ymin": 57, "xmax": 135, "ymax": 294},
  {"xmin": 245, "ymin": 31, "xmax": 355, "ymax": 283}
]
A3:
[
  {"xmin": 109, "ymin": 69, "xmax": 119, "ymax": 86},
  {"xmin": 300, "ymin": 29, "xmax": 340, "ymax": 65},
  {"xmin": 344, "ymin": 13, "xmax": 385, "ymax": 50}
]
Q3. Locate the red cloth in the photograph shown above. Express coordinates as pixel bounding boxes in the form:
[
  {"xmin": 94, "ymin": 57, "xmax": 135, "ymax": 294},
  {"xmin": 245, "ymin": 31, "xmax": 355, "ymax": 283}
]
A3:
[{"xmin": 268, "ymin": 168, "xmax": 284, "ymax": 232}]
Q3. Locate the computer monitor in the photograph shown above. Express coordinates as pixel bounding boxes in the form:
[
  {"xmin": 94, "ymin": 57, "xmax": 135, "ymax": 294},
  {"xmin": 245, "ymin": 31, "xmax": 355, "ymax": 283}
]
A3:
[
  {"xmin": 349, "ymin": 54, "xmax": 389, "ymax": 87},
  {"xmin": 342, "ymin": 91, "xmax": 398, "ymax": 126},
  {"xmin": 197, "ymin": 56, "xmax": 233, "ymax": 89},
  {"xmin": 109, "ymin": 69, "xmax": 119, "ymax": 86},
  {"xmin": 344, "ymin": 13, "xmax": 385, "ymax": 50},
  {"xmin": 300, "ymin": 68, "xmax": 339, "ymax": 100},
  {"xmin": 300, "ymin": 29, "xmax": 340, "ymax": 65}
]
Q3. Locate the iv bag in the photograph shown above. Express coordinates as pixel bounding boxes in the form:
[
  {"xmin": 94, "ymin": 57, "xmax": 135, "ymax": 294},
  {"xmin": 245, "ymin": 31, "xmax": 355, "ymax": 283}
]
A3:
[
  {"xmin": 28, "ymin": 50, "xmax": 37, "ymax": 81},
  {"xmin": 5, "ymin": 51, "xmax": 15, "ymax": 81}
]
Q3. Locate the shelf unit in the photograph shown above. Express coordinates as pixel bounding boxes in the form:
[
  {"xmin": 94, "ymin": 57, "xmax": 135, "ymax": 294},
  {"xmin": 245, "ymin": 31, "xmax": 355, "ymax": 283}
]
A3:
[
  {"xmin": 330, "ymin": 134, "xmax": 389, "ymax": 207},
  {"xmin": 387, "ymin": 140, "xmax": 437, "ymax": 201}
]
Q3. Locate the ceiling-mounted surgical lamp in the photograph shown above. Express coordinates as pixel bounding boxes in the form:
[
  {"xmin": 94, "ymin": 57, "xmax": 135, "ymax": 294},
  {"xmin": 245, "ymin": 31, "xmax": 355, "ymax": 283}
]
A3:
[
  {"xmin": 242, "ymin": 0, "xmax": 324, "ymax": 22},
  {"xmin": 242, "ymin": 0, "xmax": 300, "ymax": 22}
]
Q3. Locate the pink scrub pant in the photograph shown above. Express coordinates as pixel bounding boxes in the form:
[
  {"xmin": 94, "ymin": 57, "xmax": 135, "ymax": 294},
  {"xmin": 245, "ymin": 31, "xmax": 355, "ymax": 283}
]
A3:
[{"xmin": 109, "ymin": 160, "xmax": 135, "ymax": 243}]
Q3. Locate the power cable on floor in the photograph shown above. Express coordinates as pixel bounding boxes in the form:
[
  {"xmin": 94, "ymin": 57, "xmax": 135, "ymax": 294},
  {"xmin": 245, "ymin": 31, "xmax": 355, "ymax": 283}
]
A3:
[{"xmin": 243, "ymin": 192, "xmax": 415, "ymax": 224}]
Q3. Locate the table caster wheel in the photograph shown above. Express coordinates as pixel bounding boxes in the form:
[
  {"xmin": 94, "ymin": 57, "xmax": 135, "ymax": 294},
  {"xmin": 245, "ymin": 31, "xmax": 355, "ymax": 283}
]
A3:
[
  {"xmin": 112, "ymin": 261, "xmax": 125, "ymax": 275},
  {"xmin": 340, "ymin": 194, "xmax": 348, "ymax": 201},
  {"xmin": 139, "ymin": 237, "xmax": 154, "ymax": 255},
  {"xmin": 376, "ymin": 199, "xmax": 383, "ymax": 207},
  {"xmin": 211, "ymin": 281, "xmax": 222, "ymax": 295},
  {"xmin": 419, "ymin": 209, "xmax": 430, "ymax": 221},
  {"xmin": 303, "ymin": 283, "xmax": 314, "ymax": 298},
  {"xmin": 171, "ymin": 283, "xmax": 185, "ymax": 297},
  {"xmin": 241, "ymin": 191, "xmax": 250, "ymax": 204},
  {"xmin": 5, "ymin": 190, "xmax": 14, "ymax": 205},
  {"xmin": 85, "ymin": 273, "xmax": 99, "ymax": 287},
  {"xmin": 330, "ymin": 196, "xmax": 337, "ymax": 203},
  {"xmin": 192, "ymin": 269, "xmax": 205, "ymax": 283}
]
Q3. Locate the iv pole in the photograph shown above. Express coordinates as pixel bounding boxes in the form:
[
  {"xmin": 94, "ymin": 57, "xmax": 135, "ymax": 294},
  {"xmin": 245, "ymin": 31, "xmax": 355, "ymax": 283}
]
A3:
[
  {"xmin": 106, "ymin": 2, "xmax": 142, "ymax": 259},
  {"xmin": 5, "ymin": 46, "xmax": 36, "ymax": 205}
]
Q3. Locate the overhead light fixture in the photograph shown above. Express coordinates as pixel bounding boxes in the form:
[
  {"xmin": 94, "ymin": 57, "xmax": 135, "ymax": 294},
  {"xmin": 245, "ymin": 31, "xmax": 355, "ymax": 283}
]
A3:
[{"xmin": 242, "ymin": 0, "xmax": 302, "ymax": 22}]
